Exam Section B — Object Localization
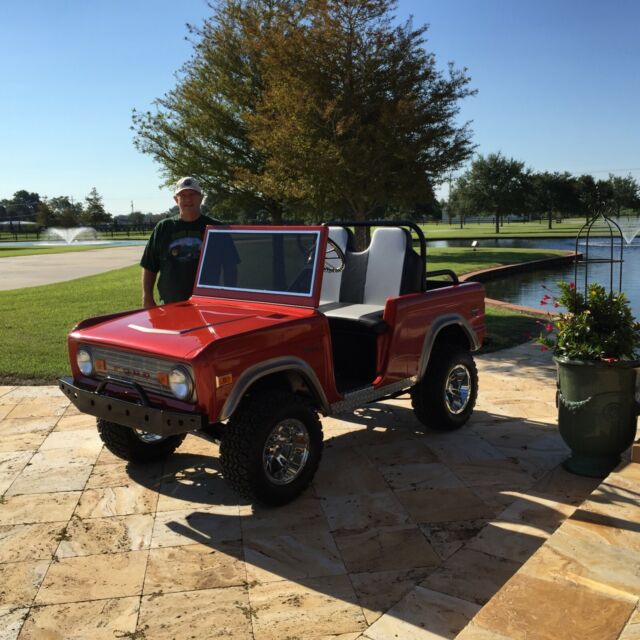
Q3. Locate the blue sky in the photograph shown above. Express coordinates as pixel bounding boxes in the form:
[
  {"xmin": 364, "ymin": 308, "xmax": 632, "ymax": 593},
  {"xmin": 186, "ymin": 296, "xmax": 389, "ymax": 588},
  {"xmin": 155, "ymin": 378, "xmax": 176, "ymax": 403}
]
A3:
[{"xmin": 1, "ymin": 0, "xmax": 638, "ymax": 214}]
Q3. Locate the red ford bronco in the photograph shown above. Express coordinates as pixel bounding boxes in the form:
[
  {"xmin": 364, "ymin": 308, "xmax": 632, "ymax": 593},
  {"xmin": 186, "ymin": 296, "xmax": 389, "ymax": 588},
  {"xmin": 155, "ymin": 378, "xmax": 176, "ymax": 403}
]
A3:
[{"xmin": 60, "ymin": 222, "xmax": 485, "ymax": 504}]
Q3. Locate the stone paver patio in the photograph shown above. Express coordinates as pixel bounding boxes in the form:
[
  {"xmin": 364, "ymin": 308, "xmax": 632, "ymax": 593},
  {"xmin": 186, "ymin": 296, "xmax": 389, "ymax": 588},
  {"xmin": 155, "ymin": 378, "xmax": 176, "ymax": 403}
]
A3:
[{"xmin": 1, "ymin": 343, "xmax": 638, "ymax": 639}]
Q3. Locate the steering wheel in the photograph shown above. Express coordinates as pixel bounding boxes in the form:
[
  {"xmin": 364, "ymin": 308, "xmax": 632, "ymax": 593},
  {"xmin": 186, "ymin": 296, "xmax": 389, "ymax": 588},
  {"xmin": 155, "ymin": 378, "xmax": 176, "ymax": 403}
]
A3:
[{"xmin": 323, "ymin": 238, "xmax": 346, "ymax": 273}]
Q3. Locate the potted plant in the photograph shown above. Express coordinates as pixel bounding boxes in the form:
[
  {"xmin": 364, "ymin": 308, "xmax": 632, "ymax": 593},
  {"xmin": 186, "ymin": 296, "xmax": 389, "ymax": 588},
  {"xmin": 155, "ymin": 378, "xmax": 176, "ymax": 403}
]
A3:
[{"xmin": 539, "ymin": 281, "xmax": 640, "ymax": 477}]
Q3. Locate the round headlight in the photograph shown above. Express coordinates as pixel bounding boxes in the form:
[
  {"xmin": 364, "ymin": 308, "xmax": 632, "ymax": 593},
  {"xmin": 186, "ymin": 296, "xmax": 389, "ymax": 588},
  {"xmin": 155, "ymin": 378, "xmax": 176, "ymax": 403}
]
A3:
[
  {"xmin": 77, "ymin": 348, "xmax": 94, "ymax": 376},
  {"xmin": 169, "ymin": 366, "xmax": 194, "ymax": 400}
]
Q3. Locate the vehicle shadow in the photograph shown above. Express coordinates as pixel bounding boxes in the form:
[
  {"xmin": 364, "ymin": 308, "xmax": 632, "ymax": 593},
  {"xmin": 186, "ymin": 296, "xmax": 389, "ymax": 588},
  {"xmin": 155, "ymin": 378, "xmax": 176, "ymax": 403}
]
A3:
[{"xmin": 127, "ymin": 401, "xmax": 604, "ymax": 638}]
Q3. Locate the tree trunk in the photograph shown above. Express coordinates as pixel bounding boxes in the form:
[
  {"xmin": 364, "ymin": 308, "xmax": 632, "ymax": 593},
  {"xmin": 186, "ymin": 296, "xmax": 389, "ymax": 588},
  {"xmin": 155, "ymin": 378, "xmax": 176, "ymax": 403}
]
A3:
[
  {"xmin": 548, "ymin": 209, "xmax": 553, "ymax": 230},
  {"xmin": 494, "ymin": 214, "xmax": 500, "ymax": 234},
  {"xmin": 353, "ymin": 210, "xmax": 369, "ymax": 251}
]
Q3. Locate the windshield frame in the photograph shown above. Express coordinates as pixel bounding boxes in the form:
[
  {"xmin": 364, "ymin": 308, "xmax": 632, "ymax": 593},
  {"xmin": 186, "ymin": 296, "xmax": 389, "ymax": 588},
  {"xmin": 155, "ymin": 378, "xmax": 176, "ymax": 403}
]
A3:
[{"xmin": 192, "ymin": 225, "xmax": 328, "ymax": 307}]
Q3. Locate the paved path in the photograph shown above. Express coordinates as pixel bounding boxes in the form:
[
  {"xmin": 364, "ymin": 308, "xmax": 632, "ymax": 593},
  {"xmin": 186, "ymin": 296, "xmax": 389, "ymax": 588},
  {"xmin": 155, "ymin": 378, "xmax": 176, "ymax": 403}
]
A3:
[
  {"xmin": 2, "ymin": 344, "xmax": 637, "ymax": 639},
  {"xmin": 0, "ymin": 246, "xmax": 144, "ymax": 290}
]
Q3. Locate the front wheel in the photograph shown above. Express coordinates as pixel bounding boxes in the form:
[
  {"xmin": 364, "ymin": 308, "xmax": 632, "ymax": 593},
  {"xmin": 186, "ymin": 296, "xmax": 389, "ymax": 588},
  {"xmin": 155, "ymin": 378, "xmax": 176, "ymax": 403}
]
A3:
[
  {"xmin": 411, "ymin": 345, "xmax": 478, "ymax": 431},
  {"xmin": 97, "ymin": 419, "xmax": 186, "ymax": 462},
  {"xmin": 220, "ymin": 391, "xmax": 323, "ymax": 505}
]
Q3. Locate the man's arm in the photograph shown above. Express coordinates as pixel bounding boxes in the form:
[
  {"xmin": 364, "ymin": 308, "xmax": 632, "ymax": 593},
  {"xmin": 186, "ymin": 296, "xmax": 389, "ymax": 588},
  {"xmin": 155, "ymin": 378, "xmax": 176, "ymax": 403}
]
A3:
[{"xmin": 142, "ymin": 268, "xmax": 158, "ymax": 308}]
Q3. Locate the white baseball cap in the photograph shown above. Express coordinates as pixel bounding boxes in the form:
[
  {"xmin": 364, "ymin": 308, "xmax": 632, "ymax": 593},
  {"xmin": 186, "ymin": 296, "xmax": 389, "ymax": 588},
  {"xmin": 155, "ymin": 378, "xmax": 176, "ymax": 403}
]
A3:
[{"xmin": 174, "ymin": 176, "xmax": 203, "ymax": 195}]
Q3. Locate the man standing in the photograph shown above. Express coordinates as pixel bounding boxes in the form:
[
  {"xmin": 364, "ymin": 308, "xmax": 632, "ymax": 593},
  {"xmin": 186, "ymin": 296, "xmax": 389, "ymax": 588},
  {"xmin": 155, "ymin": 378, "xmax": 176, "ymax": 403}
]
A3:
[{"xmin": 140, "ymin": 177, "xmax": 219, "ymax": 307}]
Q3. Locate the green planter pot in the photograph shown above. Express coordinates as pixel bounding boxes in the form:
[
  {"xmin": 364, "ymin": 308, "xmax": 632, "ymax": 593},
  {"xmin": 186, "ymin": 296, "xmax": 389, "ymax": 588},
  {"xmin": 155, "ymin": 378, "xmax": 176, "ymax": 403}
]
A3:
[{"xmin": 555, "ymin": 357, "xmax": 640, "ymax": 478}]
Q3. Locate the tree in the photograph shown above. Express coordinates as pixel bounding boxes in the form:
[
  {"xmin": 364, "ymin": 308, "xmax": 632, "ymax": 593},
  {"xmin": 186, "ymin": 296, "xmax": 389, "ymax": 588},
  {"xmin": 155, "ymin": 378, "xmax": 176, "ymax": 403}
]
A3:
[
  {"xmin": 133, "ymin": 0, "xmax": 303, "ymax": 223},
  {"xmin": 35, "ymin": 200, "xmax": 57, "ymax": 227},
  {"xmin": 528, "ymin": 172, "xmax": 578, "ymax": 229},
  {"xmin": 82, "ymin": 188, "xmax": 111, "ymax": 226},
  {"xmin": 608, "ymin": 174, "xmax": 640, "ymax": 216},
  {"xmin": 4, "ymin": 190, "xmax": 41, "ymax": 221},
  {"xmin": 48, "ymin": 196, "xmax": 83, "ymax": 228},
  {"xmin": 133, "ymin": 0, "xmax": 475, "ymax": 235},
  {"xmin": 245, "ymin": 0, "xmax": 475, "ymax": 241},
  {"xmin": 449, "ymin": 153, "xmax": 528, "ymax": 233}
]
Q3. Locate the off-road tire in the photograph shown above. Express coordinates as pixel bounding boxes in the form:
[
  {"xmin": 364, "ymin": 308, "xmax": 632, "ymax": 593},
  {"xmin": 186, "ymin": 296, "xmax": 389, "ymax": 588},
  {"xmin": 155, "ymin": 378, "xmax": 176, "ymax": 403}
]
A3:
[
  {"xmin": 411, "ymin": 345, "xmax": 478, "ymax": 431},
  {"xmin": 97, "ymin": 419, "xmax": 186, "ymax": 462},
  {"xmin": 220, "ymin": 390, "xmax": 323, "ymax": 505}
]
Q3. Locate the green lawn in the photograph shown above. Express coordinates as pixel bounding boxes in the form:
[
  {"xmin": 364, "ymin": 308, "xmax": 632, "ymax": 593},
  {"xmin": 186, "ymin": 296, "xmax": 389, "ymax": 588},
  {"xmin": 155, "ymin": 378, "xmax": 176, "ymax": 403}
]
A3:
[
  {"xmin": 0, "ymin": 246, "xmax": 564, "ymax": 383},
  {"xmin": 420, "ymin": 217, "xmax": 590, "ymax": 238}
]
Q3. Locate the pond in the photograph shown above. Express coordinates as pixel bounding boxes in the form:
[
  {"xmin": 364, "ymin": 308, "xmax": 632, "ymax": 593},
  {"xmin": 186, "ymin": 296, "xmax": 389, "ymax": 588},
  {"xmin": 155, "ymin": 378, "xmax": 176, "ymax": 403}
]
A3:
[{"xmin": 428, "ymin": 237, "xmax": 640, "ymax": 318}]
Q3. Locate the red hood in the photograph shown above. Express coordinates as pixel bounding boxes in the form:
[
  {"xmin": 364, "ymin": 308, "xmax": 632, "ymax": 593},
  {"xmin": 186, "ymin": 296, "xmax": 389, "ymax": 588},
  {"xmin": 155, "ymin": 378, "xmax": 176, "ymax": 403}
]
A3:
[{"xmin": 71, "ymin": 299, "xmax": 314, "ymax": 360}]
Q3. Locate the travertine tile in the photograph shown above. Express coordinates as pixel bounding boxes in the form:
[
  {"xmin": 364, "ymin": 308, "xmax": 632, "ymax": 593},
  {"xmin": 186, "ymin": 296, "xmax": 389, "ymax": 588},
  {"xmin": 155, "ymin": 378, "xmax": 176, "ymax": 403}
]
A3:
[
  {"xmin": 38, "ymin": 428, "xmax": 102, "ymax": 451},
  {"xmin": 0, "ymin": 432, "xmax": 47, "ymax": 453},
  {"xmin": 426, "ymin": 433, "xmax": 506, "ymax": 465},
  {"xmin": 244, "ymin": 529, "xmax": 345, "ymax": 583},
  {"xmin": 0, "ymin": 492, "xmax": 80, "ymax": 525},
  {"xmin": 53, "ymin": 413, "xmax": 97, "ymax": 431},
  {"xmin": 151, "ymin": 506, "xmax": 241, "ymax": 548},
  {"xmin": 565, "ymin": 510, "xmax": 640, "ymax": 553},
  {"xmin": 27, "ymin": 446, "xmax": 102, "ymax": 468},
  {"xmin": 156, "ymin": 473, "xmax": 237, "ymax": 512},
  {"xmin": 0, "ymin": 522, "xmax": 65, "ymax": 563},
  {"xmin": 378, "ymin": 462, "xmax": 463, "ymax": 491},
  {"xmin": 455, "ymin": 623, "xmax": 513, "ymax": 639},
  {"xmin": 334, "ymin": 525, "xmax": 439, "ymax": 573},
  {"xmin": 473, "ymin": 572, "xmax": 635, "ymax": 640},
  {"xmin": 0, "ymin": 491, "xmax": 80, "ymax": 525},
  {"xmin": 321, "ymin": 492, "xmax": 411, "ymax": 534},
  {"xmin": 350, "ymin": 569, "xmax": 436, "ymax": 625},
  {"xmin": 5, "ymin": 399, "xmax": 67, "ymax": 419},
  {"xmin": 0, "ymin": 404, "xmax": 17, "ymax": 421},
  {"xmin": 361, "ymin": 439, "xmax": 438, "ymax": 466},
  {"xmin": 0, "ymin": 560, "xmax": 49, "ymax": 606},
  {"xmin": 249, "ymin": 576, "xmax": 367, "ymax": 640},
  {"xmin": 364, "ymin": 585, "xmax": 480, "ymax": 640},
  {"xmin": 0, "ymin": 604, "xmax": 29, "ymax": 640},
  {"xmin": 0, "ymin": 417, "xmax": 57, "ymax": 436},
  {"xmin": 35, "ymin": 550, "xmax": 148, "ymax": 604},
  {"xmin": 313, "ymin": 447, "xmax": 389, "ymax": 497},
  {"xmin": 0, "ymin": 451, "xmax": 33, "ymax": 494},
  {"xmin": 618, "ymin": 604, "xmax": 640, "ymax": 640},
  {"xmin": 85, "ymin": 460, "xmax": 163, "ymax": 489},
  {"xmin": 144, "ymin": 542, "xmax": 245, "ymax": 594},
  {"xmin": 240, "ymin": 495, "xmax": 327, "ymax": 536},
  {"xmin": 421, "ymin": 548, "xmax": 520, "ymax": 606},
  {"xmin": 532, "ymin": 465, "xmax": 601, "ymax": 499},
  {"xmin": 5, "ymin": 464, "xmax": 92, "ymax": 496},
  {"xmin": 94, "ymin": 446, "xmax": 126, "ymax": 465},
  {"xmin": 448, "ymin": 459, "xmax": 534, "ymax": 490},
  {"xmin": 466, "ymin": 495, "xmax": 577, "ymax": 563},
  {"xmin": 75, "ymin": 484, "xmax": 158, "ymax": 518},
  {"xmin": 521, "ymin": 522, "xmax": 640, "ymax": 599},
  {"xmin": 56, "ymin": 513, "xmax": 154, "ymax": 558},
  {"xmin": 396, "ymin": 487, "xmax": 496, "ymax": 524},
  {"xmin": 419, "ymin": 520, "xmax": 487, "ymax": 560},
  {"xmin": 138, "ymin": 586, "xmax": 252, "ymax": 640},
  {"xmin": 18, "ymin": 596, "xmax": 139, "ymax": 639}
]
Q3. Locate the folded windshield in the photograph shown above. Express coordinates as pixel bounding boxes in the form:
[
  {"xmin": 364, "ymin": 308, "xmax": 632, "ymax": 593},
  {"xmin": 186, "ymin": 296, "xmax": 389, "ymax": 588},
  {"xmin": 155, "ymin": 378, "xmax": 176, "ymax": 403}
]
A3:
[{"xmin": 196, "ymin": 229, "xmax": 321, "ymax": 298}]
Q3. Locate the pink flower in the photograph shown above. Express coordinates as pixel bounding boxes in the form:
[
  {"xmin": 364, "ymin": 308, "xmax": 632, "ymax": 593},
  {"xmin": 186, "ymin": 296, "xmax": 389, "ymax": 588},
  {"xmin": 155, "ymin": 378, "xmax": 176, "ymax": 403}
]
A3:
[
  {"xmin": 542, "ymin": 294, "xmax": 551, "ymax": 300},
  {"xmin": 602, "ymin": 357, "xmax": 617, "ymax": 363},
  {"xmin": 554, "ymin": 302, "xmax": 560, "ymax": 308},
  {"xmin": 540, "ymin": 300, "xmax": 547, "ymax": 306},
  {"xmin": 545, "ymin": 323, "xmax": 553, "ymax": 332},
  {"xmin": 540, "ymin": 345, "xmax": 548, "ymax": 352},
  {"xmin": 568, "ymin": 282, "xmax": 575, "ymax": 290}
]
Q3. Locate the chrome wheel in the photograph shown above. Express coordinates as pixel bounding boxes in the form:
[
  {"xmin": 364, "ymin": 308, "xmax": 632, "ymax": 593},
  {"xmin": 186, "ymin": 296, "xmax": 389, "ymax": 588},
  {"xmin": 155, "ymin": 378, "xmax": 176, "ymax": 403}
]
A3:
[
  {"xmin": 262, "ymin": 418, "xmax": 310, "ymax": 485},
  {"xmin": 134, "ymin": 429, "xmax": 166, "ymax": 444},
  {"xmin": 445, "ymin": 364, "xmax": 472, "ymax": 415}
]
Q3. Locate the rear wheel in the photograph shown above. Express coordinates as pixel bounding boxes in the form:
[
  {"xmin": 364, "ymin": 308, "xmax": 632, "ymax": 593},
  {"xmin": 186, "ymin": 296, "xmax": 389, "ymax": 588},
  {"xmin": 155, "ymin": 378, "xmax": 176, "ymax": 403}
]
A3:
[
  {"xmin": 97, "ymin": 419, "xmax": 186, "ymax": 462},
  {"xmin": 411, "ymin": 345, "xmax": 478, "ymax": 431},
  {"xmin": 220, "ymin": 390, "xmax": 323, "ymax": 505}
]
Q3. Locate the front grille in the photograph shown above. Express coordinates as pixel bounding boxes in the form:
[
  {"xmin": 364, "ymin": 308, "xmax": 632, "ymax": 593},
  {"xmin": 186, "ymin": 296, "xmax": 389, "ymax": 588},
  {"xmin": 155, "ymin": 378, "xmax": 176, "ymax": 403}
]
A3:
[{"xmin": 87, "ymin": 345, "xmax": 178, "ymax": 398}]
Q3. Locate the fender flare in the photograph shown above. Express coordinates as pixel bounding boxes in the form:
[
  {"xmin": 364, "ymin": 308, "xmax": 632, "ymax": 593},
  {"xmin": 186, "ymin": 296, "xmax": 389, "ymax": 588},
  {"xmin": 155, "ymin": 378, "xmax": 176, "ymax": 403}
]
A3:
[
  {"xmin": 417, "ymin": 315, "xmax": 481, "ymax": 382},
  {"xmin": 217, "ymin": 356, "xmax": 330, "ymax": 422}
]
